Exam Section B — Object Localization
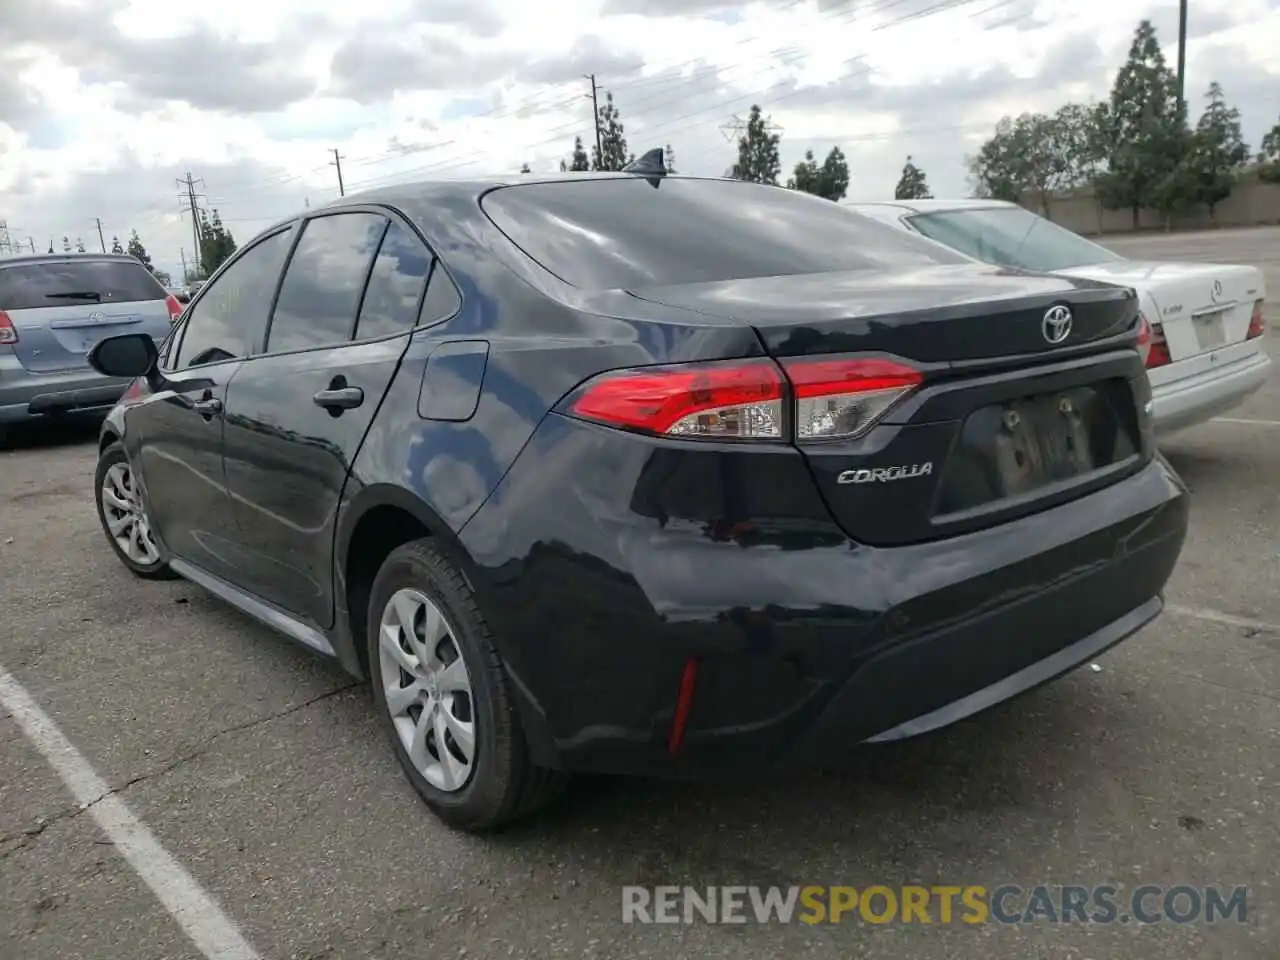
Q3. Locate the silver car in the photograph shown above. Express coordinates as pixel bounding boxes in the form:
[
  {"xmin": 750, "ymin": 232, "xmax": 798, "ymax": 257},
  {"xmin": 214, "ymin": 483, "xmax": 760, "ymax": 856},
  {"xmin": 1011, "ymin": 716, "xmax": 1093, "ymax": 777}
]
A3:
[{"xmin": 0, "ymin": 254, "xmax": 182, "ymax": 445}]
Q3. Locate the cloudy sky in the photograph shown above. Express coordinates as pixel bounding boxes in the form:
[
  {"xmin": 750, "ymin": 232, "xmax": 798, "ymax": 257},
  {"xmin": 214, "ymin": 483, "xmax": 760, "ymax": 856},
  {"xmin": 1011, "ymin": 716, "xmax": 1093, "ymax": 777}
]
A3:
[{"xmin": 2, "ymin": 0, "xmax": 1278, "ymax": 280}]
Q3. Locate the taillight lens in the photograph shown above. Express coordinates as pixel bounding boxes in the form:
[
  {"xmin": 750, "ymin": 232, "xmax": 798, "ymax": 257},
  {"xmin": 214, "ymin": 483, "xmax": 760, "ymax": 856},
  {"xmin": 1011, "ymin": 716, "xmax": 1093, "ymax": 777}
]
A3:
[
  {"xmin": 1136, "ymin": 313, "xmax": 1153, "ymax": 365},
  {"xmin": 1144, "ymin": 320, "xmax": 1171, "ymax": 369},
  {"xmin": 565, "ymin": 355, "xmax": 923, "ymax": 442},
  {"xmin": 164, "ymin": 294, "xmax": 184, "ymax": 321},
  {"xmin": 0, "ymin": 310, "xmax": 17, "ymax": 345},
  {"xmin": 568, "ymin": 359, "xmax": 785, "ymax": 439},
  {"xmin": 781, "ymin": 357, "xmax": 923, "ymax": 441},
  {"xmin": 1247, "ymin": 300, "xmax": 1266, "ymax": 339}
]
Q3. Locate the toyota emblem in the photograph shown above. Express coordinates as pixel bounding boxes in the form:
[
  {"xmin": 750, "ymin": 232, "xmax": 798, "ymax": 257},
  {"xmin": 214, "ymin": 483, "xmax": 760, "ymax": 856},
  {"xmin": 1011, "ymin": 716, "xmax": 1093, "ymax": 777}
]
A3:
[{"xmin": 1042, "ymin": 304, "xmax": 1073, "ymax": 344}]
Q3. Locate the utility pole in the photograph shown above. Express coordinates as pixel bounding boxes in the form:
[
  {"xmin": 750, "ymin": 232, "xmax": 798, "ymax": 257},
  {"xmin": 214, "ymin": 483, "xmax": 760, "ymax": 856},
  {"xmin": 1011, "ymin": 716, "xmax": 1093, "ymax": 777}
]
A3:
[
  {"xmin": 176, "ymin": 172, "xmax": 205, "ymax": 276},
  {"xmin": 180, "ymin": 247, "xmax": 188, "ymax": 283},
  {"xmin": 95, "ymin": 217, "xmax": 106, "ymax": 253},
  {"xmin": 1176, "ymin": 0, "xmax": 1188, "ymax": 112},
  {"xmin": 27, "ymin": 237, "xmax": 36, "ymax": 254},
  {"xmin": 330, "ymin": 149, "xmax": 345, "ymax": 197},
  {"xmin": 584, "ymin": 74, "xmax": 602, "ymax": 162}
]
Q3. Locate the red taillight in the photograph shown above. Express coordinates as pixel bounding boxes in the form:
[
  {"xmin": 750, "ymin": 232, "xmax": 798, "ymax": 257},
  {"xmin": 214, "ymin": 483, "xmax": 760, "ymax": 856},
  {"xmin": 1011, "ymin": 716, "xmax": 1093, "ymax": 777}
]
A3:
[
  {"xmin": 1144, "ymin": 319, "xmax": 1171, "ymax": 369},
  {"xmin": 164, "ymin": 294, "xmax": 184, "ymax": 321},
  {"xmin": 566, "ymin": 356, "xmax": 923, "ymax": 442},
  {"xmin": 0, "ymin": 310, "xmax": 17, "ymax": 345},
  {"xmin": 1247, "ymin": 300, "xmax": 1266, "ymax": 339},
  {"xmin": 780, "ymin": 357, "xmax": 923, "ymax": 441},
  {"xmin": 569, "ymin": 359, "xmax": 786, "ymax": 439},
  {"xmin": 1136, "ymin": 313, "xmax": 1153, "ymax": 365}
]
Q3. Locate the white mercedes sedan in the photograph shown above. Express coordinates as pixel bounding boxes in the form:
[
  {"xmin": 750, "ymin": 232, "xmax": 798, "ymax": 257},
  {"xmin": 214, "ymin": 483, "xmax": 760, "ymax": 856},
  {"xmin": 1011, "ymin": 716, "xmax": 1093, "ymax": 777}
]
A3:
[{"xmin": 847, "ymin": 199, "xmax": 1271, "ymax": 436}]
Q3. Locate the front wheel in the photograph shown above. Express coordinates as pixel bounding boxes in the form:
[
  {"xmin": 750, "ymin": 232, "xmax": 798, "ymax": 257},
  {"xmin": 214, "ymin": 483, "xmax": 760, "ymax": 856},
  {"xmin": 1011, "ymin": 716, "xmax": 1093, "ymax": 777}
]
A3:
[
  {"xmin": 367, "ymin": 538, "xmax": 566, "ymax": 831},
  {"xmin": 94, "ymin": 442, "xmax": 177, "ymax": 580}
]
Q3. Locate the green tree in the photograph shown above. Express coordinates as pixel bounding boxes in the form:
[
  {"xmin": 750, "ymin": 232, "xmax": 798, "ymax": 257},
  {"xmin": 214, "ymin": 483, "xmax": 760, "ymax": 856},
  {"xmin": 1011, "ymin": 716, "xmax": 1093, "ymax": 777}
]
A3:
[
  {"xmin": 967, "ymin": 113, "xmax": 1074, "ymax": 213},
  {"xmin": 126, "ymin": 230, "xmax": 154, "ymax": 273},
  {"xmin": 62, "ymin": 236, "xmax": 71, "ymax": 253},
  {"xmin": 1180, "ymin": 82, "xmax": 1249, "ymax": 220},
  {"xmin": 1093, "ymin": 19, "xmax": 1189, "ymax": 227},
  {"xmin": 110, "ymin": 236, "xmax": 124, "ymax": 255},
  {"xmin": 787, "ymin": 147, "xmax": 849, "ymax": 200},
  {"xmin": 562, "ymin": 135, "xmax": 590, "ymax": 172},
  {"xmin": 664, "ymin": 143, "xmax": 676, "ymax": 173},
  {"xmin": 198, "ymin": 208, "xmax": 237, "ymax": 276},
  {"xmin": 519, "ymin": 162, "xmax": 531, "ymax": 173},
  {"xmin": 730, "ymin": 104, "xmax": 781, "ymax": 184},
  {"xmin": 1260, "ymin": 116, "xmax": 1280, "ymax": 183},
  {"xmin": 894, "ymin": 155, "xmax": 933, "ymax": 199},
  {"xmin": 75, "ymin": 237, "xmax": 86, "ymax": 253},
  {"xmin": 591, "ymin": 92, "xmax": 632, "ymax": 171}
]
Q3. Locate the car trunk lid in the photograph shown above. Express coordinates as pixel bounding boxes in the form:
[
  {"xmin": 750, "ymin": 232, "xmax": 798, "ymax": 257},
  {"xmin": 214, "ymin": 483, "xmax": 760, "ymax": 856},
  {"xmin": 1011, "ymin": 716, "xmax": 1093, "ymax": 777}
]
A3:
[
  {"xmin": 628, "ymin": 264, "xmax": 1153, "ymax": 547},
  {"xmin": 1055, "ymin": 260, "xmax": 1263, "ymax": 363}
]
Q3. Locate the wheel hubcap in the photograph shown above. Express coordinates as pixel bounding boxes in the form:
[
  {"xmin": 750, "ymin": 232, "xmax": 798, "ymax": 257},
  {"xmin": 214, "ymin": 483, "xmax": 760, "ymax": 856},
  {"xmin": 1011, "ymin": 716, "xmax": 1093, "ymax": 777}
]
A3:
[
  {"xmin": 100, "ymin": 462, "xmax": 160, "ymax": 566},
  {"xmin": 377, "ymin": 588, "xmax": 476, "ymax": 792}
]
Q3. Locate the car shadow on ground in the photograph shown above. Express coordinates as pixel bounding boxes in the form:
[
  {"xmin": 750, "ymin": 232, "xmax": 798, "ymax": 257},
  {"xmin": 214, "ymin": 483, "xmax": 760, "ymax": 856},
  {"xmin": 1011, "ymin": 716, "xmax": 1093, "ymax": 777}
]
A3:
[{"xmin": 1, "ymin": 416, "xmax": 103, "ymax": 452}]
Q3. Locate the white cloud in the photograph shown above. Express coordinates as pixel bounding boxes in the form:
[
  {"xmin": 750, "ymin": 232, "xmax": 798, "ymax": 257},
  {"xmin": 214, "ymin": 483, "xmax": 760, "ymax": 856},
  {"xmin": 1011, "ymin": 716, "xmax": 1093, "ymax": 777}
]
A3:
[{"xmin": 1, "ymin": 0, "xmax": 1277, "ymax": 278}]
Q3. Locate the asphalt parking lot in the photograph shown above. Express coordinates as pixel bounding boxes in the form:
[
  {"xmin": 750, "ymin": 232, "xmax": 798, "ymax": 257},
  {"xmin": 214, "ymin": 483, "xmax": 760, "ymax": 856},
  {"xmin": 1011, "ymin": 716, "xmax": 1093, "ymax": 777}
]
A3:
[{"xmin": 2, "ymin": 226, "xmax": 1278, "ymax": 960}]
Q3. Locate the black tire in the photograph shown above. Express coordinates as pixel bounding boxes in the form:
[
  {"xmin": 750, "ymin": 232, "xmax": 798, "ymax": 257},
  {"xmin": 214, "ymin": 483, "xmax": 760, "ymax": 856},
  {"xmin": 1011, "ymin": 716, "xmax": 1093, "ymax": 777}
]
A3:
[
  {"xmin": 367, "ymin": 538, "xmax": 567, "ymax": 831},
  {"xmin": 94, "ymin": 442, "xmax": 178, "ymax": 580}
]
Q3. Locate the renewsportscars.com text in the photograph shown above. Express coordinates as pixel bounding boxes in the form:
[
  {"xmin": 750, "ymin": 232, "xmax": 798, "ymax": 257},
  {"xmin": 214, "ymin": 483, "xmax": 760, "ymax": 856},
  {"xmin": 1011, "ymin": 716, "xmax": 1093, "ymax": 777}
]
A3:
[{"xmin": 621, "ymin": 884, "xmax": 1248, "ymax": 926}]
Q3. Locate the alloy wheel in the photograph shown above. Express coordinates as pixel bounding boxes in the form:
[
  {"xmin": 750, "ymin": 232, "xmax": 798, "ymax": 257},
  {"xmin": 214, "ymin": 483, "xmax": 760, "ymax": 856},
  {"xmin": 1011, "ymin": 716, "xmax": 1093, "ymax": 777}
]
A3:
[
  {"xmin": 377, "ymin": 588, "xmax": 477, "ymax": 792},
  {"xmin": 100, "ymin": 462, "xmax": 161, "ymax": 567}
]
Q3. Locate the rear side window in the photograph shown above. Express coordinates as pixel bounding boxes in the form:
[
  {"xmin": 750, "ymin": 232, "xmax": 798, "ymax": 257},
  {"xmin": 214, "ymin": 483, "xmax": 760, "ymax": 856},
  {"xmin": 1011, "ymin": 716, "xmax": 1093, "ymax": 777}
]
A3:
[
  {"xmin": 353, "ymin": 221, "xmax": 432, "ymax": 340},
  {"xmin": 0, "ymin": 259, "xmax": 167, "ymax": 309},
  {"xmin": 267, "ymin": 213, "xmax": 387, "ymax": 353},
  {"xmin": 173, "ymin": 229, "xmax": 292, "ymax": 369},
  {"xmin": 481, "ymin": 177, "xmax": 968, "ymax": 290}
]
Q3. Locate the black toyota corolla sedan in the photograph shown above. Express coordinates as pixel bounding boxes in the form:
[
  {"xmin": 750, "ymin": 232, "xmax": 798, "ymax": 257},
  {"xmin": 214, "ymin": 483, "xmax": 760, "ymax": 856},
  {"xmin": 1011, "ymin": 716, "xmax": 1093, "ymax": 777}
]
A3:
[{"xmin": 86, "ymin": 153, "xmax": 1189, "ymax": 831}]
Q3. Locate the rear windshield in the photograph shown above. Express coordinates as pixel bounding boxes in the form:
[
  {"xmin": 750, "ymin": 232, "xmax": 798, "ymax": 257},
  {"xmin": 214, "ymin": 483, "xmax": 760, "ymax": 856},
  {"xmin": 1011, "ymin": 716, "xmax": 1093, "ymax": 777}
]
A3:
[
  {"xmin": 481, "ymin": 177, "xmax": 968, "ymax": 290},
  {"xmin": 0, "ymin": 259, "xmax": 167, "ymax": 310}
]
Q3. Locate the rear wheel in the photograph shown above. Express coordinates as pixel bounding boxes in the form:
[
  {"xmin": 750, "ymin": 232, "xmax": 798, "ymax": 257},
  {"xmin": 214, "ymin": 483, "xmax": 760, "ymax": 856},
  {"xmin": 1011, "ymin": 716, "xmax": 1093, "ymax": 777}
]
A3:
[
  {"xmin": 367, "ymin": 538, "xmax": 566, "ymax": 831},
  {"xmin": 94, "ymin": 442, "xmax": 177, "ymax": 580}
]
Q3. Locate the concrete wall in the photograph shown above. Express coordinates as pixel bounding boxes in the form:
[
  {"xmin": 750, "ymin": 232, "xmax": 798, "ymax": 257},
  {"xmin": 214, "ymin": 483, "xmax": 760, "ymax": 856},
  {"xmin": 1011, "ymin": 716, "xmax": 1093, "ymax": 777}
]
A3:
[{"xmin": 1019, "ymin": 172, "xmax": 1280, "ymax": 236}]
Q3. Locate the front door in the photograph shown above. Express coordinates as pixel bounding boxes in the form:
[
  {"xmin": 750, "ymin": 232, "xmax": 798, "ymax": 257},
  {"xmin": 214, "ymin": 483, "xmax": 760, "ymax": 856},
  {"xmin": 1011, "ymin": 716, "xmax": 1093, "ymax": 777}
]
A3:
[
  {"xmin": 221, "ymin": 211, "xmax": 436, "ymax": 628},
  {"xmin": 128, "ymin": 226, "xmax": 296, "ymax": 584}
]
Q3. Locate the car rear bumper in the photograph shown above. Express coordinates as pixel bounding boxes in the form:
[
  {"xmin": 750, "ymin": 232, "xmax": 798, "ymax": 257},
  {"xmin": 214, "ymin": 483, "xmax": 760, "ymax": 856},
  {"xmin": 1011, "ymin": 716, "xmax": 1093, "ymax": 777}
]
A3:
[
  {"xmin": 1151, "ymin": 346, "xmax": 1271, "ymax": 436},
  {"xmin": 0, "ymin": 355, "xmax": 131, "ymax": 423},
  {"xmin": 462, "ymin": 414, "xmax": 1190, "ymax": 779}
]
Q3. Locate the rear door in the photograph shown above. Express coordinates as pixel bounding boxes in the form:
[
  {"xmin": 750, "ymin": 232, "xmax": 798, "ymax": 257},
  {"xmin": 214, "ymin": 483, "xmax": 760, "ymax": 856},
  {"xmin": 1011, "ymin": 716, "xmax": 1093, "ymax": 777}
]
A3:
[
  {"xmin": 127, "ymin": 228, "xmax": 296, "ymax": 583},
  {"xmin": 220, "ymin": 209, "xmax": 440, "ymax": 628},
  {"xmin": 0, "ymin": 258, "xmax": 173, "ymax": 372}
]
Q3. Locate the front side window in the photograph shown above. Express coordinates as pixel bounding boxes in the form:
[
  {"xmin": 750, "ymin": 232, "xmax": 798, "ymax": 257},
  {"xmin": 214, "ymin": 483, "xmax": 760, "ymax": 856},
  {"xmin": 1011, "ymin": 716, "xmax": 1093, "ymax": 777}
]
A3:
[
  {"xmin": 173, "ymin": 229, "xmax": 292, "ymax": 369},
  {"xmin": 480, "ymin": 177, "xmax": 967, "ymax": 290},
  {"xmin": 267, "ymin": 213, "xmax": 387, "ymax": 353},
  {"xmin": 353, "ymin": 221, "xmax": 432, "ymax": 341},
  {"xmin": 907, "ymin": 207, "xmax": 1122, "ymax": 272}
]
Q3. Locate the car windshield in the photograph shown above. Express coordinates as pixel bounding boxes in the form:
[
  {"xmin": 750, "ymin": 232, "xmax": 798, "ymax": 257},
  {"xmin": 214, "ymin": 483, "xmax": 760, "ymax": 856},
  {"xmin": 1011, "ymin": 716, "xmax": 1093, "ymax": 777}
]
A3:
[
  {"xmin": 907, "ymin": 207, "xmax": 1123, "ymax": 272},
  {"xmin": 481, "ymin": 177, "xmax": 968, "ymax": 290},
  {"xmin": 0, "ymin": 259, "xmax": 167, "ymax": 310}
]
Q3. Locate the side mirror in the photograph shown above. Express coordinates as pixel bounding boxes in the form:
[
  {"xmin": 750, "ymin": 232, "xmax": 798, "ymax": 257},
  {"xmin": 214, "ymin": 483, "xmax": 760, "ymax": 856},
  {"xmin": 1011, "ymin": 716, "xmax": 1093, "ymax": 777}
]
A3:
[{"xmin": 88, "ymin": 333, "xmax": 159, "ymax": 380}]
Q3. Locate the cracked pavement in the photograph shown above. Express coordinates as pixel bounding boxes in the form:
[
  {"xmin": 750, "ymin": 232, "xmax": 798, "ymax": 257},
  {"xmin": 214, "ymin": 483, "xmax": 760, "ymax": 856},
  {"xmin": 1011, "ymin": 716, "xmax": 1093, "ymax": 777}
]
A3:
[{"xmin": 1, "ymin": 227, "xmax": 1278, "ymax": 960}]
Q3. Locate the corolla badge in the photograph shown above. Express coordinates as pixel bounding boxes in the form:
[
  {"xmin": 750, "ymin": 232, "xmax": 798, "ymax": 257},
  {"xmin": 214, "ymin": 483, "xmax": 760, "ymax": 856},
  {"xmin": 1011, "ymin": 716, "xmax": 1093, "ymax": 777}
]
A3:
[
  {"xmin": 837, "ymin": 462, "xmax": 933, "ymax": 485},
  {"xmin": 1042, "ymin": 304, "xmax": 1073, "ymax": 344}
]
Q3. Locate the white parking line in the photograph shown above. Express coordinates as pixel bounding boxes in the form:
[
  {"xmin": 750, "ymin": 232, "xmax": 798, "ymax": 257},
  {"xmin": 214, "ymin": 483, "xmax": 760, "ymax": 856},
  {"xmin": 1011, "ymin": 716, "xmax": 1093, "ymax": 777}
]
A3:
[
  {"xmin": 1210, "ymin": 417, "xmax": 1280, "ymax": 427},
  {"xmin": 1166, "ymin": 604, "xmax": 1280, "ymax": 634},
  {"xmin": 0, "ymin": 667, "xmax": 261, "ymax": 960}
]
